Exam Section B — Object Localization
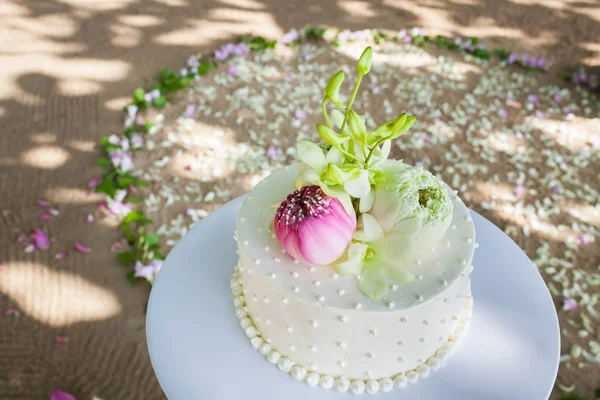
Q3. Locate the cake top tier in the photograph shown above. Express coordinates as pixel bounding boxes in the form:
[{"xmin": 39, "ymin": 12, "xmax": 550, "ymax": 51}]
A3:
[{"xmin": 237, "ymin": 165, "xmax": 475, "ymax": 312}]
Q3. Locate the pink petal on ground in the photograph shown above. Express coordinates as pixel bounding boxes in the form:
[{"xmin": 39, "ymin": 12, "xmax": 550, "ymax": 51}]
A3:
[
  {"xmin": 562, "ymin": 298, "xmax": 576, "ymax": 311},
  {"xmin": 37, "ymin": 200, "xmax": 51, "ymax": 207},
  {"xmin": 5, "ymin": 307, "xmax": 19, "ymax": 316},
  {"xmin": 294, "ymin": 110, "xmax": 307, "ymax": 122},
  {"xmin": 88, "ymin": 178, "xmax": 101, "ymax": 188},
  {"xmin": 110, "ymin": 241, "xmax": 124, "ymax": 251},
  {"xmin": 50, "ymin": 389, "xmax": 77, "ymax": 400},
  {"xmin": 24, "ymin": 244, "xmax": 35, "ymax": 253},
  {"xmin": 128, "ymin": 185, "xmax": 138, "ymax": 193},
  {"xmin": 54, "ymin": 252, "xmax": 69, "ymax": 259},
  {"xmin": 32, "ymin": 229, "xmax": 51, "ymax": 249},
  {"xmin": 74, "ymin": 242, "xmax": 90, "ymax": 253},
  {"xmin": 87, "ymin": 215, "xmax": 95, "ymax": 224},
  {"xmin": 513, "ymin": 185, "xmax": 527, "ymax": 197},
  {"xmin": 185, "ymin": 165, "xmax": 192, "ymax": 171},
  {"xmin": 17, "ymin": 233, "xmax": 27, "ymax": 243},
  {"xmin": 98, "ymin": 201, "xmax": 107, "ymax": 210},
  {"xmin": 55, "ymin": 336, "xmax": 69, "ymax": 344},
  {"xmin": 40, "ymin": 214, "xmax": 52, "ymax": 221}
]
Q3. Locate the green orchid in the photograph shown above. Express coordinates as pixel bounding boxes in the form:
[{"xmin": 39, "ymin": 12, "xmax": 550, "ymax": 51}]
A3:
[{"xmin": 336, "ymin": 213, "xmax": 417, "ymax": 300}]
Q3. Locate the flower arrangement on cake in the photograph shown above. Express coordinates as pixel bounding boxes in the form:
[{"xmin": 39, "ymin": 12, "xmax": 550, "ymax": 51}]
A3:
[{"xmin": 273, "ymin": 47, "xmax": 453, "ymax": 300}]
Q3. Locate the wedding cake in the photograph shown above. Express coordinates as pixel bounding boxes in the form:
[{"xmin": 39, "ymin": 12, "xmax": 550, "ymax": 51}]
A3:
[{"xmin": 230, "ymin": 47, "xmax": 476, "ymax": 394}]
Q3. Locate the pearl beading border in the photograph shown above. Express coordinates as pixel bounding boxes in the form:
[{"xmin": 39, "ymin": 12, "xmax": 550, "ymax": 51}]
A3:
[{"xmin": 231, "ymin": 264, "xmax": 473, "ymax": 395}]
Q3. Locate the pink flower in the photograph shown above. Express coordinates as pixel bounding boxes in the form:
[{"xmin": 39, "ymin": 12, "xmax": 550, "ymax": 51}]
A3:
[
  {"xmin": 513, "ymin": 185, "xmax": 527, "ymax": 197},
  {"xmin": 50, "ymin": 389, "xmax": 76, "ymax": 400},
  {"xmin": 134, "ymin": 260, "xmax": 163, "ymax": 283},
  {"xmin": 74, "ymin": 242, "xmax": 90, "ymax": 253},
  {"xmin": 32, "ymin": 229, "xmax": 50, "ymax": 249},
  {"xmin": 273, "ymin": 186, "xmax": 356, "ymax": 266}
]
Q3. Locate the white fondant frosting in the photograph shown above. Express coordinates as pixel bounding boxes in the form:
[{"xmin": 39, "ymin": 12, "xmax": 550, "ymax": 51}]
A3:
[{"xmin": 232, "ymin": 165, "xmax": 476, "ymax": 393}]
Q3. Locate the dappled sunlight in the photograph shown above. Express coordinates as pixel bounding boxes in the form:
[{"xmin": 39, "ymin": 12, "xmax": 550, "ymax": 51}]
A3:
[
  {"xmin": 20, "ymin": 145, "xmax": 70, "ymax": 169},
  {"xmin": 45, "ymin": 186, "xmax": 103, "ymax": 204},
  {"xmin": 55, "ymin": 0, "xmax": 138, "ymax": 11},
  {"xmin": 339, "ymin": 1, "xmax": 377, "ymax": 18},
  {"xmin": 30, "ymin": 133, "xmax": 57, "ymax": 144},
  {"xmin": 473, "ymin": 181, "xmax": 577, "ymax": 241},
  {"xmin": 110, "ymin": 23, "xmax": 143, "ymax": 48},
  {"xmin": 529, "ymin": 117, "xmax": 600, "ymax": 151},
  {"xmin": 68, "ymin": 139, "xmax": 97, "ymax": 152},
  {"xmin": 117, "ymin": 14, "xmax": 163, "ymax": 27},
  {"xmin": 0, "ymin": 262, "xmax": 122, "ymax": 327},
  {"xmin": 563, "ymin": 201, "xmax": 600, "ymax": 226}
]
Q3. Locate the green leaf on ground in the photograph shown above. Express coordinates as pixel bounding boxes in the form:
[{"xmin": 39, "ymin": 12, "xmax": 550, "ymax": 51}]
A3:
[{"xmin": 118, "ymin": 251, "xmax": 136, "ymax": 265}]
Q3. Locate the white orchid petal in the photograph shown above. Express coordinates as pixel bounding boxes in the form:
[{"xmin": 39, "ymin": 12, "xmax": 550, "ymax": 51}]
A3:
[
  {"xmin": 343, "ymin": 170, "xmax": 371, "ymax": 198},
  {"xmin": 336, "ymin": 260, "xmax": 363, "ymax": 276},
  {"xmin": 326, "ymin": 146, "xmax": 345, "ymax": 165},
  {"xmin": 295, "ymin": 168, "xmax": 321, "ymax": 189},
  {"xmin": 359, "ymin": 213, "xmax": 384, "ymax": 242},
  {"xmin": 359, "ymin": 190, "xmax": 375, "ymax": 213},
  {"xmin": 297, "ymin": 141, "xmax": 327, "ymax": 174},
  {"xmin": 358, "ymin": 267, "xmax": 389, "ymax": 300}
]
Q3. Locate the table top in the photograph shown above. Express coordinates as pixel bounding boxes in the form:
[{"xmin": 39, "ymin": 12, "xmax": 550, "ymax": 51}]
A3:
[{"xmin": 146, "ymin": 196, "xmax": 560, "ymax": 400}]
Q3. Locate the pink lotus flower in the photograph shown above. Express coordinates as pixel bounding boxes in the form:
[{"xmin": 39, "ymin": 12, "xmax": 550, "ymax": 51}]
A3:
[{"xmin": 273, "ymin": 185, "xmax": 356, "ymax": 266}]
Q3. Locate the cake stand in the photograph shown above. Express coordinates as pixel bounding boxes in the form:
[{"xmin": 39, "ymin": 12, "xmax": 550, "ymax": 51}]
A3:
[{"xmin": 146, "ymin": 196, "xmax": 560, "ymax": 399}]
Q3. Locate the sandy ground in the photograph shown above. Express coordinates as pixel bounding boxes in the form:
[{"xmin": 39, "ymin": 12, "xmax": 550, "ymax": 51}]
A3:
[{"xmin": 0, "ymin": 1, "xmax": 599, "ymax": 399}]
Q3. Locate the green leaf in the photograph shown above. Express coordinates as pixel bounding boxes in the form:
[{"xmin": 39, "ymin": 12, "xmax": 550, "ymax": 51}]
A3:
[
  {"xmin": 324, "ymin": 70, "xmax": 345, "ymax": 109},
  {"xmin": 133, "ymin": 88, "xmax": 145, "ymax": 103},
  {"xmin": 159, "ymin": 67, "xmax": 175, "ymax": 82},
  {"xmin": 95, "ymin": 178, "xmax": 117, "ymax": 197},
  {"xmin": 595, "ymin": 388, "xmax": 600, "ymax": 399},
  {"xmin": 358, "ymin": 267, "xmax": 388, "ymax": 300},
  {"xmin": 198, "ymin": 61, "xmax": 216, "ymax": 75},
  {"xmin": 144, "ymin": 121, "xmax": 155, "ymax": 132},
  {"xmin": 249, "ymin": 36, "xmax": 277, "ymax": 51},
  {"xmin": 118, "ymin": 251, "xmax": 136, "ymax": 265},
  {"xmin": 331, "ymin": 39, "xmax": 340, "ymax": 47},
  {"xmin": 179, "ymin": 76, "xmax": 192, "ymax": 88},
  {"xmin": 96, "ymin": 157, "xmax": 112, "ymax": 168},
  {"xmin": 153, "ymin": 96, "xmax": 167, "ymax": 109},
  {"xmin": 470, "ymin": 37, "xmax": 479, "ymax": 45},
  {"xmin": 357, "ymin": 46, "xmax": 373, "ymax": 75},
  {"xmin": 126, "ymin": 270, "xmax": 139, "ymax": 284},
  {"xmin": 145, "ymin": 233, "xmax": 159, "ymax": 247},
  {"xmin": 391, "ymin": 115, "xmax": 416, "ymax": 139},
  {"xmin": 473, "ymin": 48, "xmax": 490, "ymax": 60},
  {"xmin": 123, "ymin": 210, "xmax": 148, "ymax": 224},
  {"xmin": 317, "ymin": 124, "xmax": 349, "ymax": 147},
  {"xmin": 297, "ymin": 140, "xmax": 327, "ymax": 174}
]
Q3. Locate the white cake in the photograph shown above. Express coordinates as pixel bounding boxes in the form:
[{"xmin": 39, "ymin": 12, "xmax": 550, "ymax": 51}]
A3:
[{"xmin": 231, "ymin": 165, "xmax": 475, "ymax": 394}]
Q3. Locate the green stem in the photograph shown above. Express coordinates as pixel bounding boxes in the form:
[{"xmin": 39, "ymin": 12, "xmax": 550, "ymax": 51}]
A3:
[
  {"xmin": 321, "ymin": 99, "xmax": 331, "ymax": 128},
  {"xmin": 339, "ymin": 72, "xmax": 364, "ymax": 136},
  {"xmin": 338, "ymin": 145, "xmax": 365, "ymax": 166},
  {"xmin": 364, "ymin": 136, "xmax": 391, "ymax": 165}
]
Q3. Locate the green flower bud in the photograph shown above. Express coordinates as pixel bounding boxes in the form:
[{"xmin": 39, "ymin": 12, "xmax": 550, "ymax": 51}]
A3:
[
  {"xmin": 325, "ymin": 70, "xmax": 345, "ymax": 108},
  {"xmin": 348, "ymin": 110, "xmax": 368, "ymax": 143},
  {"xmin": 357, "ymin": 46, "xmax": 373, "ymax": 75},
  {"xmin": 317, "ymin": 124, "xmax": 349, "ymax": 147}
]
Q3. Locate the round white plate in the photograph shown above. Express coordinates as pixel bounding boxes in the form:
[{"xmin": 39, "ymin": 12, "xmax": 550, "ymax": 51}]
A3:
[{"xmin": 147, "ymin": 196, "xmax": 560, "ymax": 400}]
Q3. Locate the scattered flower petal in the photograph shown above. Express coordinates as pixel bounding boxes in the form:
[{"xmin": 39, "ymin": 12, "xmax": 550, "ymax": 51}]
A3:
[
  {"xmin": 55, "ymin": 336, "xmax": 69, "ymax": 344},
  {"xmin": 50, "ymin": 389, "xmax": 76, "ymax": 400},
  {"xmin": 513, "ymin": 185, "xmax": 527, "ymax": 197},
  {"xmin": 5, "ymin": 307, "xmax": 19, "ymax": 316},
  {"xmin": 37, "ymin": 200, "xmax": 50, "ymax": 207},
  {"xmin": 74, "ymin": 242, "xmax": 90, "ymax": 253},
  {"xmin": 32, "ymin": 229, "xmax": 50, "ymax": 249},
  {"xmin": 294, "ymin": 109, "xmax": 307, "ymax": 121},
  {"xmin": 87, "ymin": 215, "xmax": 95, "ymax": 224},
  {"xmin": 54, "ymin": 252, "xmax": 69, "ymax": 259},
  {"xmin": 563, "ymin": 298, "xmax": 576, "ymax": 311},
  {"xmin": 40, "ymin": 214, "xmax": 52, "ymax": 221}
]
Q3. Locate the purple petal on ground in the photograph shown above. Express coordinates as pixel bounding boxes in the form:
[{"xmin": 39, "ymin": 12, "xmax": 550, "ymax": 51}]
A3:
[
  {"xmin": 185, "ymin": 104, "xmax": 196, "ymax": 118},
  {"xmin": 498, "ymin": 108, "xmax": 508, "ymax": 119},
  {"xmin": 227, "ymin": 65, "xmax": 237, "ymax": 76},
  {"xmin": 527, "ymin": 94, "xmax": 538, "ymax": 104},
  {"xmin": 552, "ymin": 93, "xmax": 561, "ymax": 103},
  {"xmin": 563, "ymin": 107, "xmax": 572, "ymax": 115},
  {"xmin": 74, "ymin": 242, "xmax": 90, "ymax": 253},
  {"xmin": 130, "ymin": 133, "xmax": 143, "ymax": 149},
  {"xmin": 5, "ymin": 307, "xmax": 20, "ymax": 316},
  {"xmin": 88, "ymin": 178, "xmax": 101, "ymax": 188},
  {"xmin": 551, "ymin": 185, "xmax": 562, "ymax": 194},
  {"xmin": 507, "ymin": 53, "xmax": 518, "ymax": 64},
  {"xmin": 266, "ymin": 146, "xmax": 279, "ymax": 160},
  {"xmin": 513, "ymin": 185, "xmax": 527, "ymax": 196},
  {"xmin": 537, "ymin": 57, "xmax": 546, "ymax": 67},
  {"xmin": 40, "ymin": 214, "xmax": 51, "ymax": 221},
  {"xmin": 281, "ymin": 29, "xmax": 300, "ymax": 44},
  {"xmin": 37, "ymin": 200, "xmax": 51, "ymax": 207},
  {"xmin": 535, "ymin": 110, "xmax": 545, "ymax": 119},
  {"xmin": 577, "ymin": 235, "xmax": 590, "ymax": 245},
  {"xmin": 50, "ymin": 389, "xmax": 77, "ymax": 400},
  {"xmin": 32, "ymin": 229, "xmax": 50, "ymax": 249},
  {"xmin": 562, "ymin": 298, "xmax": 576, "ymax": 311},
  {"xmin": 294, "ymin": 109, "xmax": 307, "ymax": 121},
  {"xmin": 144, "ymin": 92, "xmax": 153, "ymax": 103}
]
